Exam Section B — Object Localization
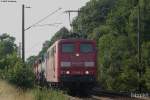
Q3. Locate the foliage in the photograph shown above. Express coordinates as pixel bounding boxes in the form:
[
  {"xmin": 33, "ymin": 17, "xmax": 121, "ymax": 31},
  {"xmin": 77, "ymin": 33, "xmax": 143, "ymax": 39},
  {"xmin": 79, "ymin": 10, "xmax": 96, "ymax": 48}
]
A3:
[
  {"xmin": 72, "ymin": 0, "xmax": 116, "ymax": 34},
  {"xmin": 0, "ymin": 33, "xmax": 35, "ymax": 89},
  {"xmin": 0, "ymin": 33, "xmax": 17, "ymax": 69},
  {"xmin": 7, "ymin": 61, "xmax": 35, "ymax": 88},
  {"xmin": 98, "ymin": 34, "xmax": 138, "ymax": 91},
  {"xmin": 26, "ymin": 55, "xmax": 37, "ymax": 68},
  {"xmin": 144, "ymin": 68, "xmax": 150, "ymax": 91},
  {"xmin": 0, "ymin": 80, "xmax": 68, "ymax": 100}
]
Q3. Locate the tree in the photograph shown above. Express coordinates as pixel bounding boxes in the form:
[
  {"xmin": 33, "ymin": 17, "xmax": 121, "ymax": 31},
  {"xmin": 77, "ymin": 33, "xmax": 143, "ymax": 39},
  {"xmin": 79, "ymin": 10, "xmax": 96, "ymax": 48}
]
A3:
[
  {"xmin": 0, "ymin": 33, "xmax": 16, "ymax": 57},
  {"xmin": 98, "ymin": 34, "xmax": 139, "ymax": 91},
  {"xmin": 0, "ymin": 33, "xmax": 35, "ymax": 89},
  {"xmin": 26, "ymin": 55, "xmax": 37, "ymax": 67},
  {"xmin": 72, "ymin": 0, "xmax": 116, "ymax": 35},
  {"xmin": 0, "ymin": 33, "xmax": 17, "ymax": 69}
]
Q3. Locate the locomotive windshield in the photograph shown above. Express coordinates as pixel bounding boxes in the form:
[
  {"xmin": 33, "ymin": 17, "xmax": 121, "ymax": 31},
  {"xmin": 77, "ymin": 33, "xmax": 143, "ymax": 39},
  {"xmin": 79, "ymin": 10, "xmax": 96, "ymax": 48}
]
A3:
[
  {"xmin": 62, "ymin": 43, "xmax": 75, "ymax": 53},
  {"xmin": 80, "ymin": 43, "xmax": 93, "ymax": 53}
]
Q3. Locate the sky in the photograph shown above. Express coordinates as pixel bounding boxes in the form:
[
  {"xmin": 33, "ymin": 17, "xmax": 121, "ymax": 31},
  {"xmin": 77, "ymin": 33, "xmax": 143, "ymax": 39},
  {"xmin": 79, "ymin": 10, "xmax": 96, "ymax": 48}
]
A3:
[{"xmin": 0, "ymin": 0, "xmax": 90, "ymax": 60}]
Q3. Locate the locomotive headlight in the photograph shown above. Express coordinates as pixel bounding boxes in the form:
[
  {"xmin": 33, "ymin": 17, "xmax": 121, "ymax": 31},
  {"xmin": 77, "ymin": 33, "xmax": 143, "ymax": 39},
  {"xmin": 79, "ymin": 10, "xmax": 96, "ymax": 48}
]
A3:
[
  {"xmin": 76, "ymin": 53, "xmax": 79, "ymax": 57},
  {"xmin": 61, "ymin": 61, "xmax": 71, "ymax": 67},
  {"xmin": 85, "ymin": 71, "xmax": 89, "ymax": 74},
  {"xmin": 84, "ymin": 62, "xmax": 94, "ymax": 67},
  {"xmin": 66, "ymin": 71, "xmax": 70, "ymax": 74}
]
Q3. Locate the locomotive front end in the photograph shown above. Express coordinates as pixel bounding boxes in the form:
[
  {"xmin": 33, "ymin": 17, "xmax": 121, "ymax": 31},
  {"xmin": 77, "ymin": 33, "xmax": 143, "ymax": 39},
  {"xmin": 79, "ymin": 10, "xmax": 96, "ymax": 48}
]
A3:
[{"xmin": 58, "ymin": 39, "xmax": 97, "ymax": 84}]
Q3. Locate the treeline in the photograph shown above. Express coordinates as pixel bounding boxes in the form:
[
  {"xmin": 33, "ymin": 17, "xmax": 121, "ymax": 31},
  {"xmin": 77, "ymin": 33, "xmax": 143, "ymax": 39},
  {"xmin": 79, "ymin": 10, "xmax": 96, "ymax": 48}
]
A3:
[{"xmin": 0, "ymin": 33, "xmax": 34, "ymax": 89}]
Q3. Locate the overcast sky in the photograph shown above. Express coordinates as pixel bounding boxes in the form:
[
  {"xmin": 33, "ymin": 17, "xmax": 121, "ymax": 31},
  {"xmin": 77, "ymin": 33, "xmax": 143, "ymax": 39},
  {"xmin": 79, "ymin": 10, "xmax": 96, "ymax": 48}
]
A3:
[{"xmin": 0, "ymin": 0, "xmax": 90, "ymax": 59}]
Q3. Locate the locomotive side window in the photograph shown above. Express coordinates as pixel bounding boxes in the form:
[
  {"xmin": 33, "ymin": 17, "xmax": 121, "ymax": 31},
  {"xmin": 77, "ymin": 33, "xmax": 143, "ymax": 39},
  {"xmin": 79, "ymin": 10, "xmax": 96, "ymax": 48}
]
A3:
[
  {"xmin": 80, "ymin": 43, "xmax": 93, "ymax": 53},
  {"xmin": 62, "ymin": 43, "xmax": 75, "ymax": 53}
]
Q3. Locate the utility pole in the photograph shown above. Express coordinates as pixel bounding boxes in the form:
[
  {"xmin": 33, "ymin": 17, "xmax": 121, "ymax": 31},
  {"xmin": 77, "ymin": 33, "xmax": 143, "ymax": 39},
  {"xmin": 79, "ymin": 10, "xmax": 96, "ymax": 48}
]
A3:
[
  {"xmin": 65, "ymin": 10, "xmax": 80, "ymax": 30},
  {"xmin": 137, "ymin": 0, "xmax": 142, "ymax": 92},
  {"xmin": 22, "ymin": 4, "xmax": 25, "ymax": 62}
]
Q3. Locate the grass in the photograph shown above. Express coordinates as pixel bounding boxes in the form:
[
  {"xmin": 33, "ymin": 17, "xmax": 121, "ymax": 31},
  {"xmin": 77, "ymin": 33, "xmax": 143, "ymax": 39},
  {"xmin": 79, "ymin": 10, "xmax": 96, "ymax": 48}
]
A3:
[
  {"xmin": 33, "ymin": 87, "xmax": 68, "ymax": 100},
  {"xmin": 0, "ymin": 80, "xmax": 33, "ymax": 100},
  {"xmin": 0, "ymin": 80, "xmax": 69, "ymax": 100}
]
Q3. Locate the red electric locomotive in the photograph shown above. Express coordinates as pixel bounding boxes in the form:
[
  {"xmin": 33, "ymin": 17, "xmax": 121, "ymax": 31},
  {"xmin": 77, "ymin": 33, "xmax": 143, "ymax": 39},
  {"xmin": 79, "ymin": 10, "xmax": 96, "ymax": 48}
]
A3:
[{"xmin": 34, "ymin": 39, "xmax": 97, "ymax": 88}]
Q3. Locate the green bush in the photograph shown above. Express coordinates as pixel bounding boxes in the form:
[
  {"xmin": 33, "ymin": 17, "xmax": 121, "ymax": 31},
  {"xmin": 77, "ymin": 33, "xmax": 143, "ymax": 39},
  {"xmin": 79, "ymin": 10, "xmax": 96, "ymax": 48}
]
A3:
[
  {"xmin": 7, "ymin": 59, "xmax": 35, "ymax": 89},
  {"xmin": 0, "ymin": 34, "xmax": 35, "ymax": 89}
]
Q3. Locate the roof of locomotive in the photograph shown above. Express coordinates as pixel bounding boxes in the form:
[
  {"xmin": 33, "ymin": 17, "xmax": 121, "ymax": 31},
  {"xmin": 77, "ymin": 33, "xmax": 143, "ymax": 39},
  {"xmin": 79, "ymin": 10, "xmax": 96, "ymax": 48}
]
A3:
[
  {"xmin": 47, "ymin": 39, "xmax": 96, "ymax": 52},
  {"xmin": 57, "ymin": 39, "xmax": 95, "ymax": 42}
]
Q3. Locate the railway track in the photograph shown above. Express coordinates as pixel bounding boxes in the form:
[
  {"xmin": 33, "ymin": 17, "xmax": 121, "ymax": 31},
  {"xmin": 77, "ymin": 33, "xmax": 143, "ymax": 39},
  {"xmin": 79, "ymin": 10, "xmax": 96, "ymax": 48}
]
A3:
[
  {"xmin": 67, "ymin": 87, "xmax": 149, "ymax": 100},
  {"xmin": 88, "ymin": 87, "xmax": 149, "ymax": 100},
  {"xmin": 67, "ymin": 95, "xmax": 138, "ymax": 100},
  {"xmin": 43, "ymin": 81, "xmax": 149, "ymax": 100}
]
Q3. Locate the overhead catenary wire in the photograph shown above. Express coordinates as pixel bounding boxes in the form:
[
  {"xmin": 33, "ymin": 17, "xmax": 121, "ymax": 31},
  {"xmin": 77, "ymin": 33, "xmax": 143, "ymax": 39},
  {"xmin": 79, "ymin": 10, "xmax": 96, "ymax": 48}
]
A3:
[
  {"xmin": 33, "ymin": 23, "xmax": 62, "ymax": 27},
  {"xmin": 25, "ymin": 7, "xmax": 62, "ymax": 31},
  {"xmin": 64, "ymin": 10, "xmax": 81, "ymax": 32}
]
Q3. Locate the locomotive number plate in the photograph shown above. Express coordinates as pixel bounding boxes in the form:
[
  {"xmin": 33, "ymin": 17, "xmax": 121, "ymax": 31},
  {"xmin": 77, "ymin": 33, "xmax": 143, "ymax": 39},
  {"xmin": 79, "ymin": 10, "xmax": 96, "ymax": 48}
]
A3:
[
  {"xmin": 71, "ymin": 62, "xmax": 83, "ymax": 66},
  {"xmin": 71, "ymin": 71, "xmax": 81, "ymax": 74}
]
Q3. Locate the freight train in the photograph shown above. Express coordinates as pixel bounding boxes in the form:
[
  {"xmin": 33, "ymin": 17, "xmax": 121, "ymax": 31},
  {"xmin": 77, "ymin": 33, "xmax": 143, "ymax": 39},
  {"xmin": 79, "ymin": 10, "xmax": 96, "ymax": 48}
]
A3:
[{"xmin": 34, "ymin": 39, "xmax": 97, "ymax": 89}]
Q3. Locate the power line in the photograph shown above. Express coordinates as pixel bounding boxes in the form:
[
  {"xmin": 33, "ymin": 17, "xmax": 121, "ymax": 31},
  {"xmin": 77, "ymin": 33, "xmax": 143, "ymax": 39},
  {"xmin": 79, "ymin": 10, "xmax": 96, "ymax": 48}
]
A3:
[
  {"xmin": 22, "ymin": 4, "xmax": 25, "ymax": 62},
  {"xmin": 25, "ymin": 8, "xmax": 62, "ymax": 31},
  {"xmin": 33, "ymin": 23, "xmax": 62, "ymax": 27},
  {"xmin": 137, "ymin": 0, "xmax": 142, "ymax": 93}
]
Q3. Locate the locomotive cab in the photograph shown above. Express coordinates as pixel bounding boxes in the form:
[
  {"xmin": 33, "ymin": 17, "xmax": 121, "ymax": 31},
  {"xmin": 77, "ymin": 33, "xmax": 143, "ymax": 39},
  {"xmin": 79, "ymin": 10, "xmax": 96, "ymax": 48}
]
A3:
[{"xmin": 58, "ymin": 39, "xmax": 97, "ymax": 84}]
